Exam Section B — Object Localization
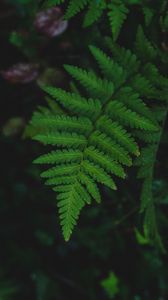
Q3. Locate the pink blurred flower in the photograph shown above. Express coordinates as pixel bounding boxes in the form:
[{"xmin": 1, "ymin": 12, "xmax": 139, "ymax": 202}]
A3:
[
  {"xmin": 1, "ymin": 63, "xmax": 39, "ymax": 84},
  {"xmin": 34, "ymin": 6, "xmax": 68, "ymax": 38}
]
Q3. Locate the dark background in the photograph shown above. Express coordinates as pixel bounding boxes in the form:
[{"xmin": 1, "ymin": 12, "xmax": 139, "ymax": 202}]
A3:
[{"xmin": 0, "ymin": 1, "xmax": 168, "ymax": 299}]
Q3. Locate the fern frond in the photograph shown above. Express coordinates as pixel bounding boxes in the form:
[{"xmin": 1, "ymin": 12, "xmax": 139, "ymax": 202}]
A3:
[
  {"xmin": 89, "ymin": 45, "xmax": 126, "ymax": 87},
  {"xmin": 41, "ymin": 85, "xmax": 101, "ymax": 119},
  {"xmin": 134, "ymin": 131, "xmax": 160, "ymax": 144},
  {"xmin": 83, "ymin": 0, "xmax": 106, "ymax": 27},
  {"xmin": 142, "ymin": 63, "xmax": 168, "ymax": 91},
  {"xmin": 142, "ymin": 6, "xmax": 154, "ymax": 26},
  {"xmin": 135, "ymin": 26, "xmax": 157, "ymax": 61},
  {"xmin": 31, "ymin": 41, "xmax": 164, "ymax": 240},
  {"xmin": 115, "ymin": 87, "xmax": 157, "ymax": 122},
  {"xmin": 42, "ymin": 0, "xmax": 129, "ymax": 41},
  {"xmin": 105, "ymin": 38, "xmax": 140, "ymax": 75},
  {"xmin": 64, "ymin": 0, "xmax": 89, "ymax": 19},
  {"xmin": 135, "ymin": 136, "xmax": 166, "ymax": 252},
  {"xmin": 129, "ymin": 74, "xmax": 155, "ymax": 98},
  {"xmin": 107, "ymin": 101, "xmax": 158, "ymax": 131},
  {"xmin": 64, "ymin": 65, "xmax": 114, "ymax": 101},
  {"xmin": 108, "ymin": 1, "xmax": 129, "ymax": 41},
  {"xmin": 58, "ymin": 185, "xmax": 85, "ymax": 241}
]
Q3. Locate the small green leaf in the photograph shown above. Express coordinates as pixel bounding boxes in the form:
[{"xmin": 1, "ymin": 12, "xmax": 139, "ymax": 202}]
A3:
[{"xmin": 101, "ymin": 272, "xmax": 119, "ymax": 298}]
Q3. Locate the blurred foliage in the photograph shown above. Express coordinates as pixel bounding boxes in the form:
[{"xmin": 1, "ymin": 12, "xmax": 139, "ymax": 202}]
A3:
[
  {"xmin": 0, "ymin": 0, "xmax": 168, "ymax": 299},
  {"xmin": 0, "ymin": 276, "xmax": 18, "ymax": 300},
  {"xmin": 135, "ymin": 228, "xmax": 149, "ymax": 246},
  {"xmin": 101, "ymin": 272, "xmax": 119, "ymax": 298}
]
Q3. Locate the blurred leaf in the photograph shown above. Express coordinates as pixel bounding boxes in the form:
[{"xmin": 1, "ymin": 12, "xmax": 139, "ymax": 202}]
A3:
[
  {"xmin": 2, "ymin": 117, "xmax": 25, "ymax": 137},
  {"xmin": 34, "ymin": 230, "xmax": 54, "ymax": 246},
  {"xmin": 0, "ymin": 280, "xmax": 18, "ymax": 300},
  {"xmin": 101, "ymin": 272, "xmax": 119, "ymax": 299},
  {"xmin": 135, "ymin": 228, "xmax": 149, "ymax": 245}
]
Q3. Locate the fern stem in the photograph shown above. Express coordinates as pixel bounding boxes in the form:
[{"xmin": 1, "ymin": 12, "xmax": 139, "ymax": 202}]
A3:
[
  {"xmin": 140, "ymin": 105, "xmax": 168, "ymax": 252},
  {"xmin": 148, "ymin": 107, "xmax": 168, "ymax": 180},
  {"xmin": 114, "ymin": 205, "xmax": 139, "ymax": 227}
]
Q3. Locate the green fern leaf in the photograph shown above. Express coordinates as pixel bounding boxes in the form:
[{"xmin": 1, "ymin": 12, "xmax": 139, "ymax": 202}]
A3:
[
  {"xmin": 82, "ymin": 160, "xmax": 117, "ymax": 190},
  {"xmin": 108, "ymin": 1, "xmax": 129, "ymax": 41},
  {"xmin": 105, "ymin": 38, "xmax": 140, "ymax": 75},
  {"xmin": 53, "ymin": 185, "xmax": 73, "ymax": 192},
  {"xmin": 31, "ymin": 114, "xmax": 92, "ymax": 134},
  {"xmin": 142, "ymin": 63, "xmax": 168, "ymax": 91},
  {"xmin": 142, "ymin": 6, "xmax": 154, "ymax": 26},
  {"xmin": 135, "ymin": 26, "xmax": 158, "ymax": 61},
  {"xmin": 64, "ymin": 65, "xmax": 114, "ymax": 101},
  {"xmin": 45, "ymin": 175, "xmax": 76, "ymax": 186},
  {"xmin": 129, "ymin": 74, "xmax": 156, "ymax": 98},
  {"xmin": 134, "ymin": 131, "xmax": 160, "ymax": 144},
  {"xmin": 41, "ymin": 163, "xmax": 79, "ymax": 178},
  {"xmin": 33, "ymin": 132, "xmax": 87, "ymax": 147},
  {"xmin": 58, "ymin": 185, "xmax": 85, "ymax": 241},
  {"xmin": 79, "ymin": 172, "xmax": 101, "ymax": 203},
  {"xmin": 40, "ymin": 85, "xmax": 101, "ymax": 119},
  {"xmin": 90, "ymin": 131, "xmax": 132, "ymax": 166},
  {"xmin": 89, "ymin": 45, "xmax": 126, "ymax": 87},
  {"xmin": 107, "ymin": 101, "xmax": 158, "ymax": 131},
  {"xmin": 83, "ymin": 0, "xmax": 106, "ymax": 27},
  {"xmin": 42, "ymin": 0, "xmax": 65, "ymax": 8},
  {"xmin": 64, "ymin": 0, "xmax": 89, "ymax": 19},
  {"xmin": 30, "ymin": 41, "xmax": 164, "ymax": 240},
  {"xmin": 34, "ymin": 149, "xmax": 82, "ymax": 164},
  {"xmin": 116, "ymin": 87, "xmax": 157, "ymax": 122},
  {"xmin": 85, "ymin": 146, "xmax": 126, "ymax": 178},
  {"xmin": 97, "ymin": 116, "xmax": 139, "ymax": 155}
]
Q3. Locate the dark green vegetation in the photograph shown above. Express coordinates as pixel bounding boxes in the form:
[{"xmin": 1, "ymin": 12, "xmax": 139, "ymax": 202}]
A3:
[{"xmin": 0, "ymin": 0, "xmax": 168, "ymax": 299}]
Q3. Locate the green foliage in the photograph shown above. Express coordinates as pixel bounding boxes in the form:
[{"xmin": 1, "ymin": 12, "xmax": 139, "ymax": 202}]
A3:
[
  {"xmin": 0, "ymin": 277, "xmax": 18, "ymax": 300},
  {"xmin": 142, "ymin": 6, "xmax": 154, "ymax": 26},
  {"xmin": 43, "ymin": 0, "xmax": 127, "ymax": 40},
  {"xmin": 8, "ymin": 0, "xmax": 32, "ymax": 3},
  {"xmin": 101, "ymin": 272, "xmax": 119, "ymax": 298},
  {"xmin": 1, "ymin": 0, "xmax": 168, "ymax": 298},
  {"xmin": 42, "ymin": 0, "xmax": 165, "ymax": 41},
  {"xmin": 9, "ymin": 31, "xmax": 37, "ymax": 58},
  {"xmin": 108, "ymin": 1, "xmax": 129, "ymax": 41},
  {"xmin": 29, "ymin": 29, "xmax": 168, "ymax": 241},
  {"xmin": 133, "ymin": 28, "xmax": 168, "ymax": 251},
  {"xmin": 135, "ymin": 228, "xmax": 149, "ymax": 245}
]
